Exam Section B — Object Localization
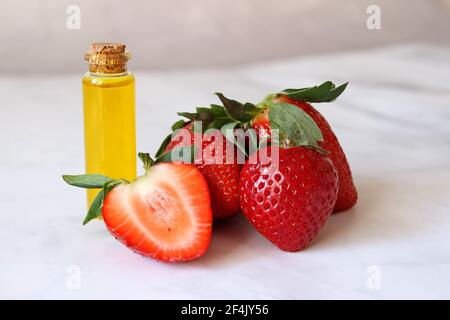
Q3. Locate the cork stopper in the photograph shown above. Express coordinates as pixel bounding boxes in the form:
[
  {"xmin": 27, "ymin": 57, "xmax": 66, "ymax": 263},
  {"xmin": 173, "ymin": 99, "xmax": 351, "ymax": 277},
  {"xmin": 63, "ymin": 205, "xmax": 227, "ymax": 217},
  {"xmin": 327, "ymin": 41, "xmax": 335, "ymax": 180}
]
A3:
[{"xmin": 85, "ymin": 42, "xmax": 130, "ymax": 74}]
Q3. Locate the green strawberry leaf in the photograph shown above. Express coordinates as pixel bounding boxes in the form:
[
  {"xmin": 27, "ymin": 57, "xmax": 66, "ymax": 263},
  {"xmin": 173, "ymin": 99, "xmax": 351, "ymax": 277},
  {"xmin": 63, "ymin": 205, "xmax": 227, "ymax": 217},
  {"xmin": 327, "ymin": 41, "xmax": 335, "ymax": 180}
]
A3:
[
  {"xmin": 206, "ymin": 117, "xmax": 235, "ymax": 130},
  {"xmin": 178, "ymin": 110, "xmax": 215, "ymax": 129},
  {"xmin": 103, "ymin": 179, "xmax": 122, "ymax": 196},
  {"xmin": 215, "ymin": 93, "xmax": 259, "ymax": 123},
  {"xmin": 63, "ymin": 174, "xmax": 124, "ymax": 225},
  {"xmin": 171, "ymin": 119, "xmax": 187, "ymax": 131},
  {"xmin": 267, "ymin": 102, "xmax": 323, "ymax": 148},
  {"xmin": 82, "ymin": 180, "xmax": 122, "ymax": 225},
  {"xmin": 280, "ymin": 81, "xmax": 348, "ymax": 103},
  {"xmin": 196, "ymin": 107, "xmax": 215, "ymax": 115},
  {"xmin": 209, "ymin": 104, "xmax": 227, "ymax": 117},
  {"xmin": 177, "ymin": 112, "xmax": 197, "ymax": 121},
  {"xmin": 138, "ymin": 152, "xmax": 154, "ymax": 170},
  {"xmin": 62, "ymin": 174, "xmax": 114, "ymax": 189},
  {"xmin": 83, "ymin": 188, "xmax": 104, "ymax": 225}
]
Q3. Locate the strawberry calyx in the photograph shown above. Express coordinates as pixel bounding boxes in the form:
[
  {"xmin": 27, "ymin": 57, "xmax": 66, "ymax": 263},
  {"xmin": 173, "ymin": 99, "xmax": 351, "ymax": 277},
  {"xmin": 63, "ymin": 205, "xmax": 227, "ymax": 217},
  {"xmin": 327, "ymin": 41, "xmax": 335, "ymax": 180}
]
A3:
[
  {"xmin": 154, "ymin": 81, "xmax": 347, "ymax": 161},
  {"xmin": 214, "ymin": 93, "xmax": 261, "ymax": 124},
  {"xmin": 275, "ymin": 81, "xmax": 348, "ymax": 103},
  {"xmin": 154, "ymin": 103, "xmax": 238, "ymax": 159},
  {"xmin": 138, "ymin": 152, "xmax": 154, "ymax": 171},
  {"xmin": 62, "ymin": 174, "xmax": 127, "ymax": 225}
]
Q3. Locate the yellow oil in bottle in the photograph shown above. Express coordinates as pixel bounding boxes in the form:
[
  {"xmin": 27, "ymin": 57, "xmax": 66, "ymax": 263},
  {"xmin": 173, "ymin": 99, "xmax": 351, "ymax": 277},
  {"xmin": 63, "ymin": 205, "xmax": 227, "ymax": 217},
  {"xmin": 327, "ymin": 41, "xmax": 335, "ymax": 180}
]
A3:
[{"xmin": 83, "ymin": 43, "xmax": 136, "ymax": 207}]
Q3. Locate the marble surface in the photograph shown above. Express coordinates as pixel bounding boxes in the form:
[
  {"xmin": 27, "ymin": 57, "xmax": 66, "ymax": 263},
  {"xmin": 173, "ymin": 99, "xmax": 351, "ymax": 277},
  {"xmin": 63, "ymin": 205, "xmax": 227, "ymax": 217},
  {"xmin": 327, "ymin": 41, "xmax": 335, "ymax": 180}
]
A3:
[{"xmin": 1, "ymin": 44, "xmax": 449, "ymax": 299}]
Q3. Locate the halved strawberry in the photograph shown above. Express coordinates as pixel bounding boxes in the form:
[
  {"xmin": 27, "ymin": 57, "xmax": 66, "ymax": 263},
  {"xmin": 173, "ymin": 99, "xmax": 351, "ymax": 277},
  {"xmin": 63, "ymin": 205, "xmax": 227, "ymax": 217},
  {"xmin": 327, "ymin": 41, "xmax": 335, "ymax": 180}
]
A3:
[
  {"xmin": 102, "ymin": 163, "xmax": 212, "ymax": 262},
  {"xmin": 63, "ymin": 160, "xmax": 213, "ymax": 263}
]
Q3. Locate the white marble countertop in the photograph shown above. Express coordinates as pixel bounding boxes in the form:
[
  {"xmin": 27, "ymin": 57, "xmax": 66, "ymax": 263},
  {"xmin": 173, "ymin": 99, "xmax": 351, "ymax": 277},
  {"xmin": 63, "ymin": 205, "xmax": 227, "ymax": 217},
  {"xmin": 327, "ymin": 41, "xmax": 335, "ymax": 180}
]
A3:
[{"xmin": 1, "ymin": 44, "xmax": 449, "ymax": 299}]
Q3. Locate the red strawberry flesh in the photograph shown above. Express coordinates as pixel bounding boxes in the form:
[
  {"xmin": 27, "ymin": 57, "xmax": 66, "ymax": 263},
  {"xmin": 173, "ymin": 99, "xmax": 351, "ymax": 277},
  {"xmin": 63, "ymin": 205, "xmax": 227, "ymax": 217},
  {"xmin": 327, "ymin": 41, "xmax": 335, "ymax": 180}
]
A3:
[{"xmin": 102, "ymin": 163, "xmax": 212, "ymax": 262}]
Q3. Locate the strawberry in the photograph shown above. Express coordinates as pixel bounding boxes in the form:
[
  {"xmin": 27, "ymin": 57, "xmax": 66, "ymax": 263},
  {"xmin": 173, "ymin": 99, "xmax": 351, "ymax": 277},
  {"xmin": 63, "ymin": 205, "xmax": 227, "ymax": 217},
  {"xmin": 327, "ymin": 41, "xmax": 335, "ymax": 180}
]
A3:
[
  {"xmin": 211, "ymin": 90, "xmax": 339, "ymax": 251},
  {"xmin": 273, "ymin": 96, "xmax": 357, "ymax": 212},
  {"xmin": 158, "ymin": 113, "xmax": 242, "ymax": 220},
  {"xmin": 63, "ymin": 155, "xmax": 212, "ymax": 262},
  {"xmin": 239, "ymin": 146, "xmax": 338, "ymax": 251},
  {"xmin": 242, "ymin": 82, "xmax": 357, "ymax": 212}
]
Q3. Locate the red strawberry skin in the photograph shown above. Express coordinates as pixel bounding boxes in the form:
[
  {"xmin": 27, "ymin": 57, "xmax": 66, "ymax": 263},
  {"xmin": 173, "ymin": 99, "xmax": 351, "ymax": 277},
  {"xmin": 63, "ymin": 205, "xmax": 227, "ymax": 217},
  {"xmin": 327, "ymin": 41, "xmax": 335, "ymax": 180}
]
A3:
[
  {"xmin": 102, "ymin": 163, "xmax": 212, "ymax": 262},
  {"xmin": 277, "ymin": 96, "xmax": 357, "ymax": 212},
  {"xmin": 252, "ymin": 97, "xmax": 357, "ymax": 212},
  {"xmin": 165, "ymin": 123, "xmax": 241, "ymax": 220},
  {"xmin": 239, "ymin": 147, "xmax": 338, "ymax": 251}
]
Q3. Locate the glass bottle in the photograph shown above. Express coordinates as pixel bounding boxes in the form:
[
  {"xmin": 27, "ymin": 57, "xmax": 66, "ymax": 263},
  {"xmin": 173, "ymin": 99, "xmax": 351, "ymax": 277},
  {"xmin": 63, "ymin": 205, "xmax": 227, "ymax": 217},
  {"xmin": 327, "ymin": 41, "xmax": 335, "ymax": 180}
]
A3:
[{"xmin": 83, "ymin": 43, "xmax": 136, "ymax": 206}]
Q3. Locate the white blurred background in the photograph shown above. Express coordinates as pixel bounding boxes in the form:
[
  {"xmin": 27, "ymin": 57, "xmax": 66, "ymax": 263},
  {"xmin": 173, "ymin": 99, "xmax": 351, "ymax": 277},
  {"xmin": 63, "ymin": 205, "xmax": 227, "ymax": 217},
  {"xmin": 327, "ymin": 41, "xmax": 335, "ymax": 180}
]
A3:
[{"xmin": 0, "ymin": 0, "xmax": 449, "ymax": 73}]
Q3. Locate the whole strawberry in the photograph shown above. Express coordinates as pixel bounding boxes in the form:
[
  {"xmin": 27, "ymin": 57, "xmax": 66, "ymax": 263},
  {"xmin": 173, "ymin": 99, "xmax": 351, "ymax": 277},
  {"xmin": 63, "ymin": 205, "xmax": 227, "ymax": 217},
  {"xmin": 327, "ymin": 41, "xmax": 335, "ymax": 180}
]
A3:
[
  {"xmin": 275, "ymin": 96, "xmax": 357, "ymax": 212},
  {"xmin": 251, "ymin": 82, "xmax": 357, "ymax": 212},
  {"xmin": 240, "ymin": 147, "xmax": 338, "ymax": 251},
  {"xmin": 162, "ymin": 121, "xmax": 241, "ymax": 220}
]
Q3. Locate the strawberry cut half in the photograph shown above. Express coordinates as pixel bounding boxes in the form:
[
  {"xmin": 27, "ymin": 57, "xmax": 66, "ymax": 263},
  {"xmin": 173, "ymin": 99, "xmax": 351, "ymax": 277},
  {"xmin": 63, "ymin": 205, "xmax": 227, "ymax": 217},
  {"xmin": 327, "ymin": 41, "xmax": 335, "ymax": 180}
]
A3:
[{"xmin": 102, "ymin": 163, "xmax": 212, "ymax": 263}]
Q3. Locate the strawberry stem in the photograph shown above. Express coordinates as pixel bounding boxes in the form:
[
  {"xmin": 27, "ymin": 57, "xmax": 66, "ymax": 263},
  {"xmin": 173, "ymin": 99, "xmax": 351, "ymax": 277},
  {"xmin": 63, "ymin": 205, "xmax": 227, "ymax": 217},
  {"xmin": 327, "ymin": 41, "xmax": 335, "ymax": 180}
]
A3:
[{"xmin": 138, "ymin": 152, "xmax": 155, "ymax": 171}]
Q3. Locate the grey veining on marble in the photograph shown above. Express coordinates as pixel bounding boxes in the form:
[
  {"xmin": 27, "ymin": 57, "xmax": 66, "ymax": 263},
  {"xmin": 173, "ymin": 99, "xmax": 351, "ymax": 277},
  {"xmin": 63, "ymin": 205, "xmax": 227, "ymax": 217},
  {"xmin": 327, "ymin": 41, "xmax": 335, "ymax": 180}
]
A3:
[{"xmin": 0, "ymin": 44, "xmax": 449, "ymax": 299}]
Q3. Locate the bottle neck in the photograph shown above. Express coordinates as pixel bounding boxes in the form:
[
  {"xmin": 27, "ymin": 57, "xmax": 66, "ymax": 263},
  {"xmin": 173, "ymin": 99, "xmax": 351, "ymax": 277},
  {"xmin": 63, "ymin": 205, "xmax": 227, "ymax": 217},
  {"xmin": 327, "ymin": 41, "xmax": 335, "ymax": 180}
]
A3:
[{"xmin": 87, "ymin": 70, "xmax": 129, "ymax": 77}]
